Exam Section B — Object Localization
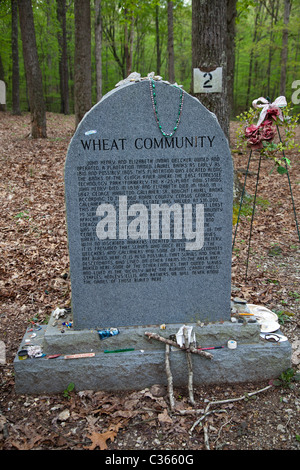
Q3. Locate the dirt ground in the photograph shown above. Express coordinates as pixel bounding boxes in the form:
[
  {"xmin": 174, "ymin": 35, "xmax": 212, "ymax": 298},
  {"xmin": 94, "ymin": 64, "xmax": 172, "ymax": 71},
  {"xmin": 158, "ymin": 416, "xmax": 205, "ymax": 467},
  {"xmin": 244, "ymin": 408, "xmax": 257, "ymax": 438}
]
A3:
[{"xmin": 0, "ymin": 111, "xmax": 299, "ymax": 452}]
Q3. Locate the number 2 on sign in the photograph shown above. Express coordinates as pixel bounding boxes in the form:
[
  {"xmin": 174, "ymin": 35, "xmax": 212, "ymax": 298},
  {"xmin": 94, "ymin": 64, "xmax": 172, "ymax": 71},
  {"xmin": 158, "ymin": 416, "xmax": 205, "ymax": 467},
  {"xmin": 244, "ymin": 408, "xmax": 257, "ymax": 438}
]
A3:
[
  {"xmin": 203, "ymin": 73, "xmax": 213, "ymax": 88},
  {"xmin": 193, "ymin": 67, "xmax": 222, "ymax": 93}
]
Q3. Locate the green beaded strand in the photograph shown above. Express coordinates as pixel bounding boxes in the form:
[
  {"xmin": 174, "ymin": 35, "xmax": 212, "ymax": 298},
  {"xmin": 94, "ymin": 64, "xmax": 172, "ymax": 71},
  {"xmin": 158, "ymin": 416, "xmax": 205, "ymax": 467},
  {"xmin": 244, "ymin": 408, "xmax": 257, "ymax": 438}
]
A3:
[{"xmin": 149, "ymin": 78, "xmax": 184, "ymax": 138}]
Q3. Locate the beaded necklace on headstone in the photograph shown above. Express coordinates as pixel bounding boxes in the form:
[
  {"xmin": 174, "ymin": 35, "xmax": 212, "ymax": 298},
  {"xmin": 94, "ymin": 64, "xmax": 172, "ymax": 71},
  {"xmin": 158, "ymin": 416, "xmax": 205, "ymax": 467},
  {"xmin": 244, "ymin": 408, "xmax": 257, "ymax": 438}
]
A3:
[{"xmin": 149, "ymin": 78, "xmax": 184, "ymax": 138}]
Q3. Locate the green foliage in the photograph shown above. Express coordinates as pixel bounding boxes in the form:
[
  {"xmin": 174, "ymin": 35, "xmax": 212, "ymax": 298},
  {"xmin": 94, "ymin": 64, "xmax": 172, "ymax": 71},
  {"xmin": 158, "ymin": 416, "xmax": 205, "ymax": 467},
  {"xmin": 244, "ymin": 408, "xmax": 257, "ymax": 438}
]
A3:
[
  {"xmin": 232, "ymin": 195, "xmax": 269, "ymax": 225},
  {"xmin": 272, "ymin": 368, "xmax": 300, "ymax": 389},
  {"xmin": 14, "ymin": 210, "xmax": 29, "ymax": 220},
  {"xmin": 276, "ymin": 309, "xmax": 294, "ymax": 325},
  {"xmin": 234, "ymin": 1, "xmax": 300, "ymax": 114},
  {"xmin": 63, "ymin": 382, "xmax": 75, "ymax": 399},
  {"xmin": 1, "ymin": 0, "xmax": 300, "ymax": 115}
]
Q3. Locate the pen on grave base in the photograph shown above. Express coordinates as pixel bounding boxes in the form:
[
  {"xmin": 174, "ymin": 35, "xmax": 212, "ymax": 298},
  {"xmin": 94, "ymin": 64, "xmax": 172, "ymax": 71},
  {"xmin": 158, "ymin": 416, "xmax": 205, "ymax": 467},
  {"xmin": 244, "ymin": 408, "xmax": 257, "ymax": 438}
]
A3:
[
  {"xmin": 197, "ymin": 346, "xmax": 224, "ymax": 351},
  {"xmin": 104, "ymin": 348, "xmax": 135, "ymax": 354}
]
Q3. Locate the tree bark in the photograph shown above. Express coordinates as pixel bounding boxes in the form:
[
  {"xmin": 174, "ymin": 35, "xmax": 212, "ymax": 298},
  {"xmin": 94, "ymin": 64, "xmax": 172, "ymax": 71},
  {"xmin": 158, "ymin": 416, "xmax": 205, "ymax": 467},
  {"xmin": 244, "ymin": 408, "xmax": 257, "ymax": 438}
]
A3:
[
  {"xmin": 94, "ymin": 0, "xmax": 103, "ymax": 102},
  {"xmin": 57, "ymin": 0, "xmax": 69, "ymax": 114},
  {"xmin": 11, "ymin": 0, "xmax": 21, "ymax": 115},
  {"xmin": 74, "ymin": 0, "xmax": 92, "ymax": 128},
  {"xmin": 245, "ymin": 2, "xmax": 261, "ymax": 109},
  {"xmin": 167, "ymin": 1, "xmax": 175, "ymax": 84},
  {"xmin": 192, "ymin": 0, "xmax": 229, "ymax": 139},
  {"xmin": 227, "ymin": 0, "xmax": 237, "ymax": 119},
  {"xmin": 266, "ymin": 0, "xmax": 280, "ymax": 99},
  {"xmin": 280, "ymin": 0, "xmax": 291, "ymax": 96},
  {"xmin": 17, "ymin": 0, "xmax": 47, "ymax": 138},
  {"xmin": 124, "ymin": 9, "xmax": 134, "ymax": 78},
  {"xmin": 155, "ymin": 4, "xmax": 161, "ymax": 76}
]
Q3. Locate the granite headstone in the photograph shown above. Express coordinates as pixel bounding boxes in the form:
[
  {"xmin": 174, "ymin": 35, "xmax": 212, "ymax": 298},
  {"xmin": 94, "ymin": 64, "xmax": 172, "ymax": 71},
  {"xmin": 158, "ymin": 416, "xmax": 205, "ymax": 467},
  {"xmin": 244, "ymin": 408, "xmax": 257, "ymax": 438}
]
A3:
[
  {"xmin": 65, "ymin": 78, "xmax": 233, "ymax": 330},
  {"xmin": 0, "ymin": 80, "xmax": 6, "ymax": 105}
]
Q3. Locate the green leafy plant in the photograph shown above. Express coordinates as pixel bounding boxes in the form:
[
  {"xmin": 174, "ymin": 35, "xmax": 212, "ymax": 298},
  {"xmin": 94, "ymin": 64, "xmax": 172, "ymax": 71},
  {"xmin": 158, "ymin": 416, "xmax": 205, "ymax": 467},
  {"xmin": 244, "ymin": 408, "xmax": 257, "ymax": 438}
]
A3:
[
  {"xmin": 276, "ymin": 310, "xmax": 294, "ymax": 325},
  {"xmin": 14, "ymin": 210, "xmax": 30, "ymax": 220},
  {"xmin": 272, "ymin": 368, "xmax": 300, "ymax": 389},
  {"xmin": 63, "ymin": 382, "xmax": 75, "ymax": 399}
]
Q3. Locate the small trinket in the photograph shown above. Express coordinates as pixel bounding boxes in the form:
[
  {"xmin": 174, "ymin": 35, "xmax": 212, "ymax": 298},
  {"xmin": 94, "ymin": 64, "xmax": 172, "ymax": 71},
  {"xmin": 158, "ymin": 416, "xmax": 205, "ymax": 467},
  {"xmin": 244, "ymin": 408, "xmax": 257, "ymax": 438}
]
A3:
[
  {"xmin": 98, "ymin": 328, "xmax": 120, "ymax": 340},
  {"xmin": 64, "ymin": 353, "xmax": 95, "ymax": 359},
  {"xmin": 18, "ymin": 350, "xmax": 28, "ymax": 360}
]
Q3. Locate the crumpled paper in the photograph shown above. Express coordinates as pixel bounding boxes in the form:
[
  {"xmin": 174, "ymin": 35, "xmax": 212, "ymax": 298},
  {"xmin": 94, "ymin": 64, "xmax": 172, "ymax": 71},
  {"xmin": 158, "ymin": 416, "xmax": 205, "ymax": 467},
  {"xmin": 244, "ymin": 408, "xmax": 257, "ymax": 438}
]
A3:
[
  {"xmin": 52, "ymin": 307, "xmax": 66, "ymax": 319},
  {"xmin": 175, "ymin": 325, "xmax": 196, "ymax": 348},
  {"xmin": 27, "ymin": 345, "xmax": 43, "ymax": 358}
]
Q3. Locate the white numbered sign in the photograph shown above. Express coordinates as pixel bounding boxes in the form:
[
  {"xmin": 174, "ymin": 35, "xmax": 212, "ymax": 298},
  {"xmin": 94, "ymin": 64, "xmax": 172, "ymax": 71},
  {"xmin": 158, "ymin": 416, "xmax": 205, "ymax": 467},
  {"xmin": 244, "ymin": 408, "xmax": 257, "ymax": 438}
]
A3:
[{"xmin": 193, "ymin": 67, "xmax": 223, "ymax": 94}]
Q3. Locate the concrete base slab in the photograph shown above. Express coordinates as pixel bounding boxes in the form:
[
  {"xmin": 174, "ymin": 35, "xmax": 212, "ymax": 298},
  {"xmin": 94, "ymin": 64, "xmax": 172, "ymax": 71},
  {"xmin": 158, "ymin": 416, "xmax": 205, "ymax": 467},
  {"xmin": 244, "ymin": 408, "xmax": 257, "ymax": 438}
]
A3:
[{"xmin": 14, "ymin": 311, "xmax": 292, "ymax": 395}]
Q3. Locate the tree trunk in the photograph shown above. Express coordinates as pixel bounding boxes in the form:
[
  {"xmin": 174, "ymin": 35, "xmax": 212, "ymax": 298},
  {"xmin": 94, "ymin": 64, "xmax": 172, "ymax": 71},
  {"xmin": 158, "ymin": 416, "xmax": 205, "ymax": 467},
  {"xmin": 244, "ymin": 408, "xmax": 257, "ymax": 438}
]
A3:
[
  {"xmin": 11, "ymin": 0, "xmax": 21, "ymax": 115},
  {"xmin": 74, "ymin": 0, "xmax": 92, "ymax": 128},
  {"xmin": 94, "ymin": 0, "xmax": 102, "ymax": 102},
  {"xmin": 57, "ymin": 0, "xmax": 69, "ymax": 114},
  {"xmin": 155, "ymin": 4, "xmax": 161, "ymax": 76},
  {"xmin": 266, "ymin": 1, "xmax": 275, "ymax": 98},
  {"xmin": 167, "ymin": 1, "xmax": 175, "ymax": 84},
  {"xmin": 280, "ymin": 0, "xmax": 291, "ymax": 96},
  {"xmin": 245, "ymin": 2, "xmax": 262, "ymax": 109},
  {"xmin": 227, "ymin": 0, "xmax": 237, "ymax": 120},
  {"xmin": 17, "ymin": 0, "xmax": 47, "ymax": 138},
  {"xmin": 124, "ymin": 9, "xmax": 134, "ymax": 78},
  {"xmin": 192, "ymin": 0, "xmax": 229, "ymax": 139},
  {"xmin": 192, "ymin": 0, "xmax": 244, "ymax": 203}
]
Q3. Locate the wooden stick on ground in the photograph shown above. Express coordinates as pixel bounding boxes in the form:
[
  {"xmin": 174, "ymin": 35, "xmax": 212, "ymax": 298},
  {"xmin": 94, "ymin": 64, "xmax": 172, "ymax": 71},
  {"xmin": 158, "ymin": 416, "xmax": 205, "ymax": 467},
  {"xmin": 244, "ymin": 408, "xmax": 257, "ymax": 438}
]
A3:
[
  {"xmin": 144, "ymin": 331, "xmax": 213, "ymax": 360},
  {"xmin": 165, "ymin": 343, "xmax": 175, "ymax": 410},
  {"xmin": 189, "ymin": 384, "xmax": 273, "ymax": 450},
  {"xmin": 183, "ymin": 326, "xmax": 195, "ymax": 406}
]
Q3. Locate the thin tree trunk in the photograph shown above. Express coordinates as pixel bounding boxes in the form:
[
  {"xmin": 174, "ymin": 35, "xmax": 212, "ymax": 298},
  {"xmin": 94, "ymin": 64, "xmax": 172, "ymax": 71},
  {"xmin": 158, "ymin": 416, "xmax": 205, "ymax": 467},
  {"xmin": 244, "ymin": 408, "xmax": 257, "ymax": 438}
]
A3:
[
  {"xmin": 245, "ymin": 2, "xmax": 262, "ymax": 109},
  {"xmin": 167, "ymin": 1, "xmax": 175, "ymax": 83},
  {"xmin": 18, "ymin": 0, "xmax": 47, "ymax": 138},
  {"xmin": 11, "ymin": 0, "xmax": 21, "ymax": 115},
  {"xmin": 124, "ymin": 10, "xmax": 134, "ymax": 78},
  {"xmin": 57, "ymin": 0, "xmax": 69, "ymax": 114},
  {"xmin": 94, "ymin": 0, "xmax": 102, "ymax": 101},
  {"xmin": 266, "ymin": 0, "xmax": 280, "ymax": 98},
  {"xmin": 280, "ymin": 0, "xmax": 291, "ymax": 95},
  {"xmin": 155, "ymin": 5, "xmax": 161, "ymax": 75},
  {"xmin": 74, "ymin": 0, "xmax": 92, "ymax": 128},
  {"xmin": 227, "ymin": 0, "xmax": 237, "ymax": 120}
]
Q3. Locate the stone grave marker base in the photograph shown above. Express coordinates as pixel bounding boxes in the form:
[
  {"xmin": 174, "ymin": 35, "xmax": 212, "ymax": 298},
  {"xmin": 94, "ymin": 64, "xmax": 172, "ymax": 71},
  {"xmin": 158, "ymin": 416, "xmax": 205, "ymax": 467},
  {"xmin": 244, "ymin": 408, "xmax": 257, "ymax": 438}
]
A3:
[{"xmin": 14, "ymin": 310, "xmax": 291, "ymax": 394}]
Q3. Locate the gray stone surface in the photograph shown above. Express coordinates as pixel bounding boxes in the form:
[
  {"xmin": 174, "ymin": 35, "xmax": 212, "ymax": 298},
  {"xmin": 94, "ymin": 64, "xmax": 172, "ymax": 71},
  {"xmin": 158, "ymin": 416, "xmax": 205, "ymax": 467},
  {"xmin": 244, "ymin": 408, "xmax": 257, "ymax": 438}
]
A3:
[
  {"xmin": 65, "ymin": 80, "xmax": 233, "ymax": 330},
  {"xmin": 14, "ymin": 311, "xmax": 291, "ymax": 394},
  {"xmin": 43, "ymin": 313, "xmax": 262, "ymax": 354},
  {"xmin": 0, "ymin": 80, "xmax": 6, "ymax": 105},
  {"xmin": 14, "ymin": 322, "xmax": 292, "ymax": 394}
]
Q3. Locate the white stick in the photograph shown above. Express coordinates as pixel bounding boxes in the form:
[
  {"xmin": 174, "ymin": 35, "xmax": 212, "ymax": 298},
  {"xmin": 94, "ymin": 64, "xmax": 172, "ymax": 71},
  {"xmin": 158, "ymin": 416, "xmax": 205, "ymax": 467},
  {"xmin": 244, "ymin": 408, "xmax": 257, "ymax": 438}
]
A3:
[{"xmin": 165, "ymin": 343, "xmax": 175, "ymax": 410}]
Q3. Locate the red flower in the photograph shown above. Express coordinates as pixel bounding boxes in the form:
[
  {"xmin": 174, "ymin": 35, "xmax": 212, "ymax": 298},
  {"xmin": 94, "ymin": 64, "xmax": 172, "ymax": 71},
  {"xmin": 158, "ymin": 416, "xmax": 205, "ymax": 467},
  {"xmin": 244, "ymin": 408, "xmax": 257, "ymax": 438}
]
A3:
[
  {"xmin": 245, "ymin": 124, "xmax": 263, "ymax": 149},
  {"xmin": 266, "ymin": 107, "xmax": 280, "ymax": 121},
  {"xmin": 245, "ymin": 124, "xmax": 259, "ymax": 137},
  {"xmin": 247, "ymin": 135, "xmax": 263, "ymax": 149},
  {"xmin": 244, "ymin": 117, "xmax": 275, "ymax": 149},
  {"xmin": 261, "ymin": 119, "xmax": 273, "ymax": 127},
  {"xmin": 261, "ymin": 125, "xmax": 275, "ymax": 142}
]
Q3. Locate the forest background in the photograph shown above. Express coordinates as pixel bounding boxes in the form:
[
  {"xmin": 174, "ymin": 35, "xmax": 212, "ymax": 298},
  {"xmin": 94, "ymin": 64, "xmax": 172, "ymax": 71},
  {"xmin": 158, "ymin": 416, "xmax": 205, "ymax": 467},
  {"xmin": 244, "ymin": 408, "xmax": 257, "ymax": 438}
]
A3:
[{"xmin": 0, "ymin": 0, "xmax": 300, "ymax": 124}]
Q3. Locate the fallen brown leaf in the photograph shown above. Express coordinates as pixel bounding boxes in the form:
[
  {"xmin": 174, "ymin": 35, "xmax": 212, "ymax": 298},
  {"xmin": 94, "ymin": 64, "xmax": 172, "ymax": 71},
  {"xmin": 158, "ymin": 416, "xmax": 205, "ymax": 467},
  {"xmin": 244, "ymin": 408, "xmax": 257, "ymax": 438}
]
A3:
[{"xmin": 85, "ymin": 429, "xmax": 117, "ymax": 450}]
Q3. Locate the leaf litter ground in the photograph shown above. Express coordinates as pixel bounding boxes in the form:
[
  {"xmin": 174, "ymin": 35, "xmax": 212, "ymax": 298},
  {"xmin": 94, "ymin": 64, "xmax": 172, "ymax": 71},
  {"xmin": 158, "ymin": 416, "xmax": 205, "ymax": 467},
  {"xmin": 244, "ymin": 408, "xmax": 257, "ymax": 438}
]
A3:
[{"xmin": 0, "ymin": 112, "xmax": 299, "ymax": 451}]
